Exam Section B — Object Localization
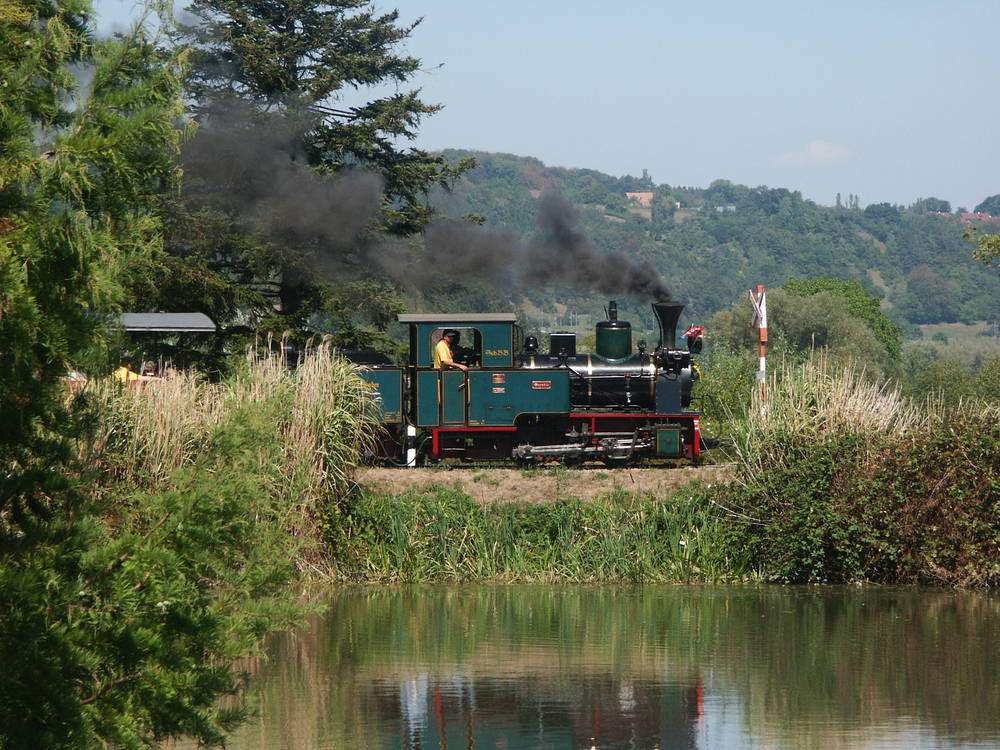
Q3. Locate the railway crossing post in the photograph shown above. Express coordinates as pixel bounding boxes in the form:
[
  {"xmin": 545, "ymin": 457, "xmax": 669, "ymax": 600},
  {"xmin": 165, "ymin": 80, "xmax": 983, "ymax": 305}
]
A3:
[{"xmin": 748, "ymin": 285, "xmax": 768, "ymax": 406}]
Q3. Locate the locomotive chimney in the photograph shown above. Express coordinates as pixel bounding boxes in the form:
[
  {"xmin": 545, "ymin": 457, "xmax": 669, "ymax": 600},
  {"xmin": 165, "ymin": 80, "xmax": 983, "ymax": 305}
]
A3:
[{"xmin": 652, "ymin": 301, "xmax": 685, "ymax": 350}]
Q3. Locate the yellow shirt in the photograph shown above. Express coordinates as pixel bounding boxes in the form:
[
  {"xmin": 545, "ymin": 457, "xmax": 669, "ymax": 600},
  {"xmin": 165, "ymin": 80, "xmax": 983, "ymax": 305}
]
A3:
[
  {"xmin": 112, "ymin": 366, "xmax": 139, "ymax": 383},
  {"xmin": 433, "ymin": 339, "xmax": 454, "ymax": 369}
]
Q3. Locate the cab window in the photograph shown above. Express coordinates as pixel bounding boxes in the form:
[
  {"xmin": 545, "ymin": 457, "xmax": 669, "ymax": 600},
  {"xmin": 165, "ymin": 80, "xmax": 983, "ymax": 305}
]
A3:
[{"xmin": 431, "ymin": 327, "xmax": 482, "ymax": 368}]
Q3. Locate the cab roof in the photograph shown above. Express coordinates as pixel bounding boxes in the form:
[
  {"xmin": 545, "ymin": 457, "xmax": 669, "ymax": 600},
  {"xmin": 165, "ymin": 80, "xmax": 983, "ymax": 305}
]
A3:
[{"xmin": 397, "ymin": 313, "xmax": 517, "ymax": 324}]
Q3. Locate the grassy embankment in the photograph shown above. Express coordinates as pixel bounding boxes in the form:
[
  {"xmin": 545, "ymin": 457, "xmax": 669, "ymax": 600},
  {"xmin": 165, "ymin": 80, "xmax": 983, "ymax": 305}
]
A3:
[
  {"xmin": 325, "ymin": 358, "xmax": 998, "ymax": 587},
  {"xmin": 84, "ymin": 344, "xmax": 377, "ymax": 576},
  {"xmin": 99, "ymin": 351, "xmax": 998, "ymax": 587}
]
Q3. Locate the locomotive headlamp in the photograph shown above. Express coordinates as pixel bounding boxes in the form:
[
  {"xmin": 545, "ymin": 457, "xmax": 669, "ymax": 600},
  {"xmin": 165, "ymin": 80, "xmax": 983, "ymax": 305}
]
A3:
[
  {"xmin": 523, "ymin": 336, "xmax": 539, "ymax": 353},
  {"xmin": 661, "ymin": 350, "xmax": 691, "ymax": 375}
]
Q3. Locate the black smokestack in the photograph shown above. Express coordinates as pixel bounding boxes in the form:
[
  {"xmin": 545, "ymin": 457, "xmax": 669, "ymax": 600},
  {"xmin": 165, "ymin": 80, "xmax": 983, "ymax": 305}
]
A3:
[{"xmin": 652, "ymin": 301, "xmax": 685, "ymax": 349}]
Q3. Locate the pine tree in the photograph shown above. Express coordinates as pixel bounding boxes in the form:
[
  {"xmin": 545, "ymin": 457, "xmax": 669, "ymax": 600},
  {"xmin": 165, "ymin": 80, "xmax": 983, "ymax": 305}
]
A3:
[{"xmin": 155, "ymin": 0, "xmax": 474, "ymax": 339}]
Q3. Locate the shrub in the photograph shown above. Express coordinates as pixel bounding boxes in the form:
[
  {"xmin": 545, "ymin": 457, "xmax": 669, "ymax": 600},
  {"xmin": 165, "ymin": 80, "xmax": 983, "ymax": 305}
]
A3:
[{"xmin": 721, "ymin": 359, "xmax": 1000, "ymax": 585}]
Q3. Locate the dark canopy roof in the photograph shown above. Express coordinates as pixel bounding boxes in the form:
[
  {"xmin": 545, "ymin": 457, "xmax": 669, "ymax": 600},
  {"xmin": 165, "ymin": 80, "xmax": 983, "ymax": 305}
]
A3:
[
  {"xmin": 119, "ymin": 313, "xmax": 217, "ymax": 333},
  {"xmin": 397, "ymin": 313, "xmax": 517, "ymax": 323}
]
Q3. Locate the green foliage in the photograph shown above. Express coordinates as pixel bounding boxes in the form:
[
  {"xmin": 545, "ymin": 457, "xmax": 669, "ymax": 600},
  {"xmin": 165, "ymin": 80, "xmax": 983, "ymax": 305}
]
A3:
[
  {"xmin": 976, "ymin": 356, "xmax": 1000, "ymax": 400},
  {"xmin": 910, "ymin": 196, "xmax": 951, "ymax": 214},
  {"xmin": 694, "ymin": 346, "xmax": 756, "ymax": 435},
  {"xmin": 721, "ymin": 414, "xmax": 1000, "ymax": 586},
  {"xmin": 973, "ymin": 232, "xmax": 1000, "ymax": 266},
  {"xmin": 899, "ymin": 349, "xmax": 976, "ymax": 406},
  {"xmin": 1, "ymin": 0, "xmax": 184, "ymax": 528},
  {"xmin": 325, "ymin": 485, "xmax": 745, "ymax": 583},
  {"xmin": 897, "ymin": 264, "xmax": 962, "ymax": 323},
  {"xmin": 974, "ymin": 194, "xmax": 1000, "ymax": 215},
  {"xmin": 783, "ymin": 276, "xmax": 902, "ymax": 357},
  {"xmin": 709, "ymin": 289, "xmax": 892, "ymax": 372},
  {"xmin": 720, "ymin": 361, "xmax": 1000, "ymax": 586},
  {"xmin": 863, "ymin": 201, "xmax": 901, "ymax": 225},
  {"xmin": 1, "ymin": 406, "xmax": 304, "ymax": 749}
]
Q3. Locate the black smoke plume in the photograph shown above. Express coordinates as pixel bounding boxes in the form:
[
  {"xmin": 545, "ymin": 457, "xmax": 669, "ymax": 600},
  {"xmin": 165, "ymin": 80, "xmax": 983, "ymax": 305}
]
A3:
[
  {"xmin": 181, "ymin": 102, "xmax": 669, "ymax": 301},
  {"xmin": 378, "ymin": 192, "xmax": 671, "ymax": 301},
  {"xmin": 181, "ymin": 100, "xmax": 383, "ymax": 259}
]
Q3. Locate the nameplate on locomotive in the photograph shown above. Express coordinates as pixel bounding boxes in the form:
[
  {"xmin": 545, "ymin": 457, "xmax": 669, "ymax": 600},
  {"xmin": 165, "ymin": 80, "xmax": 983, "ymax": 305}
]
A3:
[{"xmin": 531, "ymin": 381, "xmax": 552, "ymax": 390}]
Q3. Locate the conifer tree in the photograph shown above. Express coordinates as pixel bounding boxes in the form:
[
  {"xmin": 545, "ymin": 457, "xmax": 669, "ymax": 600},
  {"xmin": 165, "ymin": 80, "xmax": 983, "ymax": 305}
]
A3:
[{"xmin": 156, "ymin": 0, "xmax": 474, "ymax": 339}]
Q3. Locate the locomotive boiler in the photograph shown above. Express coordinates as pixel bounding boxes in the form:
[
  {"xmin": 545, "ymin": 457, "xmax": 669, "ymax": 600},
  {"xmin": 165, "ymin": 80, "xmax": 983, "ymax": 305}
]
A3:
[{"xmin": 359, "ymin": 300, "xmax": 706, "ymax": 466}]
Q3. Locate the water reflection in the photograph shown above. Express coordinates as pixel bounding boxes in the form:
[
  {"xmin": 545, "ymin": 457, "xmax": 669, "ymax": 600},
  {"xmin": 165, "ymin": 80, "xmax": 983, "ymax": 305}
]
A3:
[
  {"xmin": 375, "ymin": 672, "xmax": 701, "ymax": 749},
  {"xmin": 178, "ymin": 586, "xmax": 1000, "ymax": 750}
]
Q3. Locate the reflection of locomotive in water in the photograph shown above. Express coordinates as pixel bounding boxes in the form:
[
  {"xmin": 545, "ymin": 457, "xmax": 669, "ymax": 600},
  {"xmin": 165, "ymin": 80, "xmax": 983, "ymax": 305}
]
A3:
[
  {"xmin": 372, "ymin": 671, "xmax": 704, "ymax": 749},
  {"xmin": 360, "ymin": 300, "xmax": 708, "ymax": 465}
]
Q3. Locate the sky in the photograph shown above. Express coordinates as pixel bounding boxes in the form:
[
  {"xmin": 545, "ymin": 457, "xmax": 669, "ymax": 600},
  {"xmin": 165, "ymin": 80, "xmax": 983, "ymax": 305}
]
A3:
[{"xmin": 94, "ymin": 0, "xmax": 1000, "ymax": 211}]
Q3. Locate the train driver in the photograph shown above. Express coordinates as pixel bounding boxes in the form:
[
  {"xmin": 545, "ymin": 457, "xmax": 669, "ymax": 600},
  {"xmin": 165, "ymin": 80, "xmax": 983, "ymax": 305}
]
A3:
[{"xmin": 433, "ymin": 329, "xmax": 469, "ymax": 372}]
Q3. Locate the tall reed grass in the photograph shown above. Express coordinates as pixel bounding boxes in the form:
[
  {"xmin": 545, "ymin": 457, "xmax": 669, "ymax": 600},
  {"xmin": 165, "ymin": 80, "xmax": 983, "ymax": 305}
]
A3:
[
  {"xmin": 82, "ymin": 342, "xmax": 378, "ymax": 566},
  {"xmin": 731, "ymin": 356, "xmax": 925, "ymax": 480}
]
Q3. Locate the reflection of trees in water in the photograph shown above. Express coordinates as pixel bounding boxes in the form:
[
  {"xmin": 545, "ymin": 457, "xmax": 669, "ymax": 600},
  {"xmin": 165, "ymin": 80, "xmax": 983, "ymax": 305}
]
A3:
[
  {"xmin": 372, "ymin": 672, "xmax": 701, "ymax": 750},
  {"xmin": 190, "ymin": 585, "xmax": 1000, "ymax": 749}
]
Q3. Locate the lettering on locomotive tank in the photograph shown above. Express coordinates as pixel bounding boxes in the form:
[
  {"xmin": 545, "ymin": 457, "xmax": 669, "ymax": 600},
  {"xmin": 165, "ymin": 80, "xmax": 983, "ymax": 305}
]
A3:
[
  {"xmin": 492, "ymin": 387, "xmax": 506, "ymax": 394},
  {"xmin": 486, "ymin": 349, "xmax": 510, "ymax": 356},
  {"xmin": 492, "ymin": 373, "xmax": 506, "ymax": 384},
  {"xmin": 531, "ymin": 381, "xmax": 552, "ymax": 390}
]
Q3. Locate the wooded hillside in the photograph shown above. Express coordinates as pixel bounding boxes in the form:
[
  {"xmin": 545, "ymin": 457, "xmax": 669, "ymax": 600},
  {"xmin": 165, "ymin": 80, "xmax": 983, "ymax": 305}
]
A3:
[{"xmin": 428, "ymin": 150, "xmax": 999, "ymax": 329}]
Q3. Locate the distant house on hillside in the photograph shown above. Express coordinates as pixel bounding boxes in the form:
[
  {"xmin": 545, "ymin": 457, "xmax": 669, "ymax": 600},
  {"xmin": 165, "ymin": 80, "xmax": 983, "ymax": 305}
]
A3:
[
  {"xmin": 960, "ymin": 212, "xmax": 999, "ymax": 224},
  {"xmin": 626, "ymin": 191, "xmax": 654, "ymax": 207},
  {"xmin": 529, "ymin": 189, "xmax": 541, "ymax": 199}
]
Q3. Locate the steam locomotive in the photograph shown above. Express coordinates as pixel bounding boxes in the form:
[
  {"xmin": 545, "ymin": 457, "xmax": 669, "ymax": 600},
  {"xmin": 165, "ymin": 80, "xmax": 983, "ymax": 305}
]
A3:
[{"xmin": 359, "ymin": 300, "xmax": 706, "ymax": 466}]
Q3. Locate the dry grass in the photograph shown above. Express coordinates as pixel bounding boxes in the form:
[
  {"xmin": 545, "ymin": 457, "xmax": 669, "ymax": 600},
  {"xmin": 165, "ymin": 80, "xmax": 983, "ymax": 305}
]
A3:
[
  {"xmin": 733, "ymin": 356, "xmax": 925, "ymax": 480},
  {"xmin": 358, "ymin": 465, "xmax": 732, "ymax": 504},
  {"xmin": 84, "ymin": 341, "xmax": 378, "ymax": 503}
]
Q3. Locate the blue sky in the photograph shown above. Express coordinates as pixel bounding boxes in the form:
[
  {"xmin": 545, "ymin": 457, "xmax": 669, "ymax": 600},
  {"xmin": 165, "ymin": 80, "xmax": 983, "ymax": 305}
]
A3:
[{"xmin": 95, "ymin": 0, "xmax": 1000, "ymax": 210}]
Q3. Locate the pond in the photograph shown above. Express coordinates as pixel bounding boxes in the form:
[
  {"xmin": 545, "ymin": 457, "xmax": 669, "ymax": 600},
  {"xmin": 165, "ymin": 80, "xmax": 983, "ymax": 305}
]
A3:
[{"xmin": 185, "ymin": 585, "xmax": 1000, "ymax": 749}]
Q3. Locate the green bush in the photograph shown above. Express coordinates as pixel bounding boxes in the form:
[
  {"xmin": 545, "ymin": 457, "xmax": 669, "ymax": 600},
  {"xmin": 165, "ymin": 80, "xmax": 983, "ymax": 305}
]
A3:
[
  {"xmin": 325, "ymin": 484, "xmax": 747, "ymax": 583},
  {"xmin": 720, "ymin": 360, "xmax": 1000, "ymax": 586}
]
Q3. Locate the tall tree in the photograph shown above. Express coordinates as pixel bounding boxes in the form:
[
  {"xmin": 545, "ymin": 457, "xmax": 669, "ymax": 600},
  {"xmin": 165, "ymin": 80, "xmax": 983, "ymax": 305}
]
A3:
[
  {"xmin": 1, "ymin": 4, "xmax": 297, "ymax": 747},
  {"xmin": 783, "ymin": 276, "xmax": 903, "ymax": 357},
  {"xmin": 158, "ymin": 0, "xmax": 474, "ymax": 338},
  {"xmin": 1, "ymin": 0, "xmax": 183, "ymax": 532},
  {"xmin": 968, "ymin": 195, "xmax": 1000, "ymax": 266},
  {"xmin": 973, "ymin": 194, "xmax": 1000, "ymax": 216}
]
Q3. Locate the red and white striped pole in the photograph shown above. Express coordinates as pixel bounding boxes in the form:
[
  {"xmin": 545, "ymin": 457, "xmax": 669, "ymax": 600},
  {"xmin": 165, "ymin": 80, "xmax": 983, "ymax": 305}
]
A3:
[{"xmin": 748, "ymin": 285, "xmax": 768, "ymax": 405}]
